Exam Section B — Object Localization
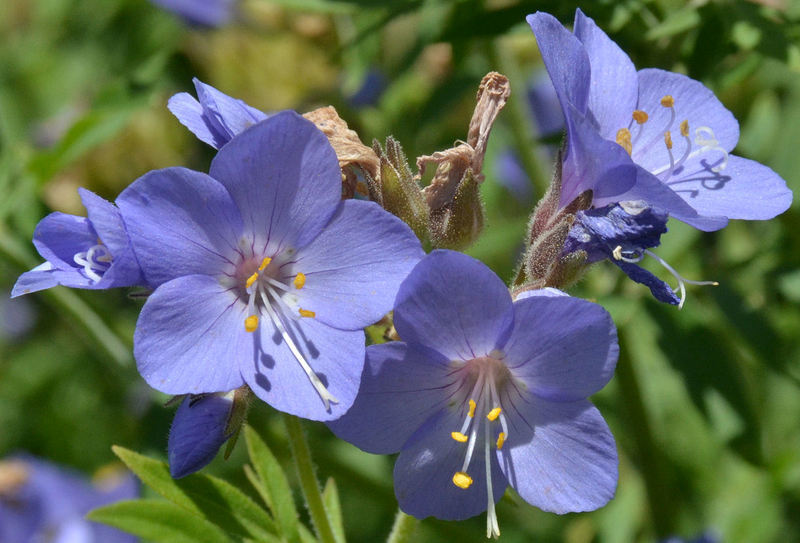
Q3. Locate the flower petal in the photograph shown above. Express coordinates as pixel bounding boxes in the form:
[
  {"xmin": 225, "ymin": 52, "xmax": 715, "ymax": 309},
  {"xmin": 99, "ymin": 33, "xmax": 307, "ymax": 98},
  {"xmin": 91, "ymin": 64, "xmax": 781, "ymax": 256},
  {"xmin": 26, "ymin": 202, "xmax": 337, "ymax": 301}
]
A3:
[
  {"xmin": 290, "ymin": 200, "xmax": 423, "ymax": 330},
  {"xmin": 327, "ymin": 342, "xmax": 453, "ymax": 454},
  {"xmin": 573, "ymin": 9, "xmax": 639, "ymax": 140},
  {"xmin": 31, "ymin": 212, "xmax": 97, "ymax": 270},
  {"xmin": 632, "ymin": 68, "xmax": 739, "ymax": 174},
  {"xmin": 393, "ymin": 408, "xmax": 506, "ymax": 521},
  {"xmin": 134, "ymin": 274, "xmax": 247, "ymax": 394},
  {"xmin": 190, "ymin": 78, "xmax": 268, "ymax": 148},
  {"xmin": 393, "ymin": 250, "xmax": 514, "ymax": 362},
  {"xmin": 502, "ymin": 296, "xmax": 618, "ymax": 401},
  {"xmin": 11, "ymin": 264, "xmax": 60, "ymax": 297},
  {"xmin": 168, "ymin": 394, "xmax": 234, "ymax": 478},
  {"xmin": 208, "ymin": 111, "xmax": 341, "ymax": 253},
  {"xmin": 240, "ymin": 314, "xmax": 365, "ymax": 421},
  {"xmin": 117, "ymin": 167, "xmax": 243, "ymax": 286},
  {"xmin": 498, "ymin": 398, "xmax": 617, "ymax": 514},
  {"xmin": 665, "ymin": 154, "xmax": 792, "ymax": 222}
]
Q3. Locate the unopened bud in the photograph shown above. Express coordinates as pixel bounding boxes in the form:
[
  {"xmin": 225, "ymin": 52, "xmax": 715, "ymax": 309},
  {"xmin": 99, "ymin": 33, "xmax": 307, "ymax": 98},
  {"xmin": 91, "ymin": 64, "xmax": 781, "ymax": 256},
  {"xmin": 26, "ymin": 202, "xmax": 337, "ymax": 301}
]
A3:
[{"xmin": 374, "ymin": 138, "xmax": 429, "ymax": 242}]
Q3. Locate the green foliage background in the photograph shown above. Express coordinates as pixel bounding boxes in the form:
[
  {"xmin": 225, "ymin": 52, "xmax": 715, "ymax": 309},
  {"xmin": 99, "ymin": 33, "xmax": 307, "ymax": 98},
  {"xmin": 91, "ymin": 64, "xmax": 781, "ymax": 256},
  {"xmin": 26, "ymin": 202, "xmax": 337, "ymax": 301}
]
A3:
[{"xmin": 1, "ymin": 0, "xmax": 799, "ymax": 541}]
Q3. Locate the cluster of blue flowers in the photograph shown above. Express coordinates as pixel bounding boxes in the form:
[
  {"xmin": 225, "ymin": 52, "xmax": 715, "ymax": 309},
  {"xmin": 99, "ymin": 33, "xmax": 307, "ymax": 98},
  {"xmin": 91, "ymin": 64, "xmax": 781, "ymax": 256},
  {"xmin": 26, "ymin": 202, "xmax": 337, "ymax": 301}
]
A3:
[{"xmin": 11, "ymin": 9, "xmax": 791, "ymax": 539}]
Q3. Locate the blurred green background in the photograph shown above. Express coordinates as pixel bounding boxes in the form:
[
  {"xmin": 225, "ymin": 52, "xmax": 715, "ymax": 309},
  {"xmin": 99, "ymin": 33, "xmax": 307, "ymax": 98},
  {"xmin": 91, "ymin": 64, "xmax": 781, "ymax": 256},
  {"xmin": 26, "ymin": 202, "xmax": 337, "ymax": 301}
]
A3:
[{"xmin": 1, "ymin": 0, "xmax": 799, "ymax": 541}]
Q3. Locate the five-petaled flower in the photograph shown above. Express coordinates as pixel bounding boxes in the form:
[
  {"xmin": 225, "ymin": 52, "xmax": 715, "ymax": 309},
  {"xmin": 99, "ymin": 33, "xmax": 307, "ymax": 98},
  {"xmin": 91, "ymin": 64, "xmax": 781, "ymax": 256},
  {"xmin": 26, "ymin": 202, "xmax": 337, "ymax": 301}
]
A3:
[
  {"xmin": 329, "ymin": 250, "xmax": 619, "ymax": 537},
  {"xmin": 116, "ymin": 111, "xmax": 423, "ymax": 421},
  {"xmin": 12, "ymin": 189, "xmax": 144, "ymax": 298},
  {"xmin": 527, "ymin": 9, "xmax": 792, "ymax": 230}
]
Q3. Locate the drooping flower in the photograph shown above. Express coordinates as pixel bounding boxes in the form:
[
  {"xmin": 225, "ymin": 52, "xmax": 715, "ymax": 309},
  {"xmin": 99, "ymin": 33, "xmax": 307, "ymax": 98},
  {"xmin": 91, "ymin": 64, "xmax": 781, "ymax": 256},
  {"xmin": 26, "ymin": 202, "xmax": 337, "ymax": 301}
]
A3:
[
  {"xmin": 150, "ymin": 0, "xmax": 236, "ymax": 27},
  {"xmin": 526, "ymin": 9, "xmax": 792, "ymax": 230},
  {"xmin": 117, "ymin": 111, "xmax": 424, "ymax": 421},
  {"xmin": 11, "ymin": 189, "xmax": 144, "ymax": 298},
  {"xmin": 0, "ymin": 455, "xmax": 137, "ymax": 543},
  {"xmin": 167, "ymin": 78, "xmax": 268, "ymax": 150},
  {"xmin": 328, "ymin": 250, "xmax": 618, "ymax": 537}
]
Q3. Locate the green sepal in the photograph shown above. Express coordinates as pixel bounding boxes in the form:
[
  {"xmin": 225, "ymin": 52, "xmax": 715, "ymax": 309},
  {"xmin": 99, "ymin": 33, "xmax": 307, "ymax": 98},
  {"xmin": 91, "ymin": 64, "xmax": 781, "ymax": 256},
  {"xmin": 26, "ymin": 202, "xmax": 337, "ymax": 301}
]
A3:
[{"xmin": 429, "ymin": 168, "xmax": 484, "ymax": 250}]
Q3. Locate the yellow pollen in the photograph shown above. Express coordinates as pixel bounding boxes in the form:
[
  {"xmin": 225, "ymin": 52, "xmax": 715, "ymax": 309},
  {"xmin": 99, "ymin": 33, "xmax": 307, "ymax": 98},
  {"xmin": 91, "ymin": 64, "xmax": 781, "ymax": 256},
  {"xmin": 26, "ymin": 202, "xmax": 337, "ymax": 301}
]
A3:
[
  {"xmin": 664, "ymin": 131, "xmax": 673, "ymax": 150},
  {"xmin": 487, "ymin": 407, "xmax": 502, "ymax": 421},
  {"xmin": 632, "ymin": 110, "xmax": 649, "ymax": 124},
  {"xmin": 451, "ymin": 432, "xmax": 468, "ymax": 443},
  {"xmin": 298, "ymin": 308, "xmax": 315, "ymax": 318},
  {"xmin": 294, "ymin": 272, "xmax": 306, "ymax": 290},
  {"xmin": 452, "ymin": 471, "xmax": 473, "ymax": 489},
  {"xmin": 245, "ymin": 272, "xmax": 259, "ymax": 289},
  {"xmin": 616, "ymin": 128, "xmax": 632, "ymax": 155},
  {"xmin": 660, "ymin": 95, "xmax": 675, "ymax": 108},
  {"xmin": 244, "ymin": 315, "xmax": 259, "ymax": 332},
  {"xmin": 680, "ymin": 120, "xmax": 689, "ymax": 137},
  {"xmin": 468, "ymin": 399, "xmax": 476, "ymax": 418},
  {"xmin": 496, "ymin": 432, "xmax": 506, "ymax": 450},
  {"xmin": 258, "ymin": 257, "xmax": 272, "ymax": 271}
]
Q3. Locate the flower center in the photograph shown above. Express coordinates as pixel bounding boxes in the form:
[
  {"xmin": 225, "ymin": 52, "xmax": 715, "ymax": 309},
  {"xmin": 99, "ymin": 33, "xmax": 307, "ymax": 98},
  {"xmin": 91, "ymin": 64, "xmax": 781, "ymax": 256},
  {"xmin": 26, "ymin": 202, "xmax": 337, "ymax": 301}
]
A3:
[
  {"xmin": 73, "ymin": 242, "xmax": 112, "ymax": 283},
  {"xmin": 448, "ymin": 351, "xmax": 510, "ymax": 538},
  {"xmin": 615, "ymin": 94, "xmax": 729, "ymax": 181},
  {"xmin": 239, "ymin": 255, "xmax": 336, "ymax": 411}
]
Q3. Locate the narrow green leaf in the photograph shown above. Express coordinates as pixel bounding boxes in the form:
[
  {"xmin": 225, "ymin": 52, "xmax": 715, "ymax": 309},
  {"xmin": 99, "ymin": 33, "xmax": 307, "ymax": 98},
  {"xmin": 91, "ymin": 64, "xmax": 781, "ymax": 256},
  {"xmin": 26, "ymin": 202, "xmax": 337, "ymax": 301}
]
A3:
[
  {"xmin": 298, "ymin": 524, "xmax": 319, "ymax": 543},
  {"xmin": 87, "ymin": 499, "xmax": 232, "ymax": 543},
  {"xmin": 244, "ymin": 425, "xmax": 301, "ymax": 543},
  {"xmin": 322, "ymin": 478, "xmax": 346, "ymax": 543},
  {"xmin": 112, "ymin": 446, "xmax": 277, "ymax": 541}
]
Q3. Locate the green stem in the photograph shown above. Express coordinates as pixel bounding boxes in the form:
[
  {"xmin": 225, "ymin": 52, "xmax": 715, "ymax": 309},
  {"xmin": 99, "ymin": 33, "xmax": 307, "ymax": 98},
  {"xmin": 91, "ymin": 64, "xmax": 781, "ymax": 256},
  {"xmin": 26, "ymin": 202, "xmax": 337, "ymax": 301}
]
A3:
[
  {"xmin": 0, "ymin": 228, "xmax": 133, "ymax": 366},
  {"xmin": 386, "ymin": 509, "xmax": 418, "ymax": 543},
  {"xmin": 616, "ymin": 336, "xmax": 675, "ymax": 537},
  {"xmin": 283, "ymin": 414, "xmax": 338, "ymax": 543}
]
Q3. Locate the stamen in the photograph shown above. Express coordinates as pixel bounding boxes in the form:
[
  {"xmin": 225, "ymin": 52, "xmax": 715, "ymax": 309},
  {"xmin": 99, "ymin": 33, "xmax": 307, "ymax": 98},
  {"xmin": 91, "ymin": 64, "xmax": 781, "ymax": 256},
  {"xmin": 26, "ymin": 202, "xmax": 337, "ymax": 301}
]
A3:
[
  {"xmin": 660, "ymin": 95, "xmax": 675, "ymax": 108},
  {"xmin": 264, "ymin": 276, "xmax": 292, "ymax": 293},
  {"xmin": 298, "ymin": 308, "xmax": 315, "ymax": 318},
  {"xmin": 639, "ymin": 95, "xmax": 677, "ymax": 156},
  {"xmin": 73, "ymin": 244, "xmax": 112, "ymax": 283},
  {"xmin": 452, "ymin": 471, "xmax": 473, "ymax": 489},
  {"xmin": 468, "ymin": 399, "xmax": 477, "ymax": 418},
  {"xmin": 260, "ymin": 287, "xmax": 338, "ymax": 409},
  {"xmin": 245, "ymin": 315, "xmax": 259, "ymax": 332},
  {"xmin": 612, "ymin": 245, "xmax": 644, "ymax": 263},
  {"xmin": 488, "ymin": 378, "xmax": 509, "ymax": 445},
  {"xmin": 484, "ymin": 423, "xmax": 500, "ymax": 539},
  {"xmin": 451, "ymin": 432, "xmax": 468, "ymax": 442},
  {"xmin": 258, "ymin": 257, "xmax": 272, "ymax": 271},
  {"xmin": 496, "ymin": 432, "xmax": 506, "ymax": 450},
  {"xmin": 694, "ymin": 126, "xmax": 729, "ymax": 172},
  {"xmin": 643, "ymin": 250, "xmax": 719, "ymax": 309},
  {"xmin": 245, "ymin": 272, "xmax": 259, "ymax": 289},
  {"xmin": 664, "ymin": 131, "xmax": 676, "ymax": 174},
  {"xmin": 680, "ymin": 120, "xmax": 689, "ymax": 137},
  {"xmin": 632, "ymin": 110, "xmax": 649, "ymax": 124},
  {"xmin": 615, "ymin": 128, "xmax": 632, "ymax": 155},
  {"xmin": 486, "ymin": 407, "xmax": 502, "ymax": 421},
  {"xmin": 293, "ymin": 272, "xmax": 306, "ymax": 289},
  {"xmin": 664, "ymin": 131, "xmax": 673, "ymax": 150}
]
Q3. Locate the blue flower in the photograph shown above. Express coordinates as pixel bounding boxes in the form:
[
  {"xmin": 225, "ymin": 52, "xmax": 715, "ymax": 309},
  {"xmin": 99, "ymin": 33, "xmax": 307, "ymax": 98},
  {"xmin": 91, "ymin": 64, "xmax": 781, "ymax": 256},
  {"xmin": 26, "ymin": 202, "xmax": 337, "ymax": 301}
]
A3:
[
  {"xmin": 150, "ymin": 0, "xmax": 236, "ymax": 27},
  {"xmin": 0, "ymin": 455, "xmax": 137, "ymax": 543},
  {"xmin": 527, "ymin": 10, "xmax": 792, "ymax": 230},
  {"xmin": 329, "ymin": 250, "xmax": 618, "ymax": 536},
  {"xmin": 11, "ymin": 189, "xmax": 144, "ymax": 298},
  {"xmin": 167, "ymin": 78, "xmax": 268, "ymax": 149},
  {"xmin": 116, "ymin": 111, "xmax": 424, "ymax": 421},
  {"xmin": 168, "ymin": 392, "xmax": 236, "ymax": 478}
]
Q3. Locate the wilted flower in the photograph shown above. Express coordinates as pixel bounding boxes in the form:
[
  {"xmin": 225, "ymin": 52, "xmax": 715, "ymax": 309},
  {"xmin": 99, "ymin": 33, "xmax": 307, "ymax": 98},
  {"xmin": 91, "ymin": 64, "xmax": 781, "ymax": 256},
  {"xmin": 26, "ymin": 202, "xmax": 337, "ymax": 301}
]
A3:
[
  {"xmin": 0, "ymin": 456, "xmax": 137, "ymax": 543},
  {"xmin": 117, "ymin": 112, "xmax": 423, "ymax": 421},
  {"xmin": 12, "ymin": 189, "xmax": 144, "ymax": 298},
  {"xmin": 527, "ymin": 9, "xmax": 792, "ymax": 229},
  {"xmin": 329, "ymin": 250, "xmax": 618, "ymax": 537}
]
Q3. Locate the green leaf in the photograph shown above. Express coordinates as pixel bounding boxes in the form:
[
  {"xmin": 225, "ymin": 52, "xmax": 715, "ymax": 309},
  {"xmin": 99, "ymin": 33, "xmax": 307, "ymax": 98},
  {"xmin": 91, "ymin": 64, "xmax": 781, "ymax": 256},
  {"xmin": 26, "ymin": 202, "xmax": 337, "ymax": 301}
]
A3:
[
  {"xmin": 244, "ymin": 425, "xmax": 301, "ymax": 543},
  {"xmin": 322, "ymin": 478, "xmax": 346, "ymax": 543},
  {"xmin": 645, "ymin": 8, "xmax": 700, "ymax": 40},
  {"xmin": 112, "ymin": 446, "xmax": 277, "ymax": 541},
  {"xmin": 87, "ymin": 499, "xmax": 233, "ymax": 543}
]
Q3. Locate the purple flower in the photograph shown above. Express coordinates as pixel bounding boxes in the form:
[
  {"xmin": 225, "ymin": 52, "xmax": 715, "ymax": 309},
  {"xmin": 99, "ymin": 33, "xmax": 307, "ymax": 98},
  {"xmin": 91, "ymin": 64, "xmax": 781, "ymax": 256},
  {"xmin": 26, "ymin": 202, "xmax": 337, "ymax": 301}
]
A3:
[
  {"xmin": 11, "ymin": 189, "xmax": 144, "ymax": 298},
  {"xmin": 329, "ymin": 250, "xmax": 618, "ymax": 536},
  {"xmin": 167, "ymin": 78, "xmax": 268, "ymax": 149},
  {"xmin": 168, "ymin": 392, "xmax": 235, "ymax": 478},
  {"xmin": 150, "ymin": 0, "xmax": 235, "ymax": 27},
  {"xmin": 0, "ymin": 455, "xmax": 137, "ymax": 543},
  {"xmin": 526, "ymin": 10, "xmax": 792, "ymax": 231},
  {"xmin": 117, "ymin": 111, "xmax": 424, "ymax": 421}
]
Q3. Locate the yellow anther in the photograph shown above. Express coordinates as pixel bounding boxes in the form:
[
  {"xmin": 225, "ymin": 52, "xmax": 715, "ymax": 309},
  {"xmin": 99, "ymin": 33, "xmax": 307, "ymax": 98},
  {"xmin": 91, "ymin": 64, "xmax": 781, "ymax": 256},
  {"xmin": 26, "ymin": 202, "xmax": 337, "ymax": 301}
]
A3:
[
  {"xmin": 294, "ymin": 272, "xmax": 306, "ymax": 290},
  {"xmin": 467, "ymin": 399, "xmax": 476, "ymax": 418},
  {"xmin": 258, "ymin": 257, "xmax": 272, "ymax": 271},
  {"xmin": 452, "ymin": 471, "xmax": 473, "ymax": 489},
  {"xmin": 660, "ymin": 95, "xmax": 675, "ymax": 108},
  {"xmin": 298, "ymin": 308, "xmax": 315, "ymax": 318},
  {"xmin": 487, "ymin": 407, "xmax": 502, "ymax": 421},
  {"xmin": 496, "ymin": 432, "xmax": 506, "ymax": 450},
  {"xmin": 632, "ymin": 110, "xmax": 649, "ymax": 124},
  {"xmin": 245, "ymin": 315, "xmax": 259, "ymax": 332},
  {"xmin": 664, "ymin": 131, "xmax": 673, "ymax": 150},
  {"xmin": 680, "ymin": 120, "xmax": 689, "ymax": 137},
  {"xmin": 451, "ymin": 432, "xmax": 468, "ymax": 443},
  {"xmin": 615, "ymin": 128, "xmax": 632, "ymax": 155},
  {"xmin": 245, "ymin": 272, "xmax": 259, "ymax": 289}
]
